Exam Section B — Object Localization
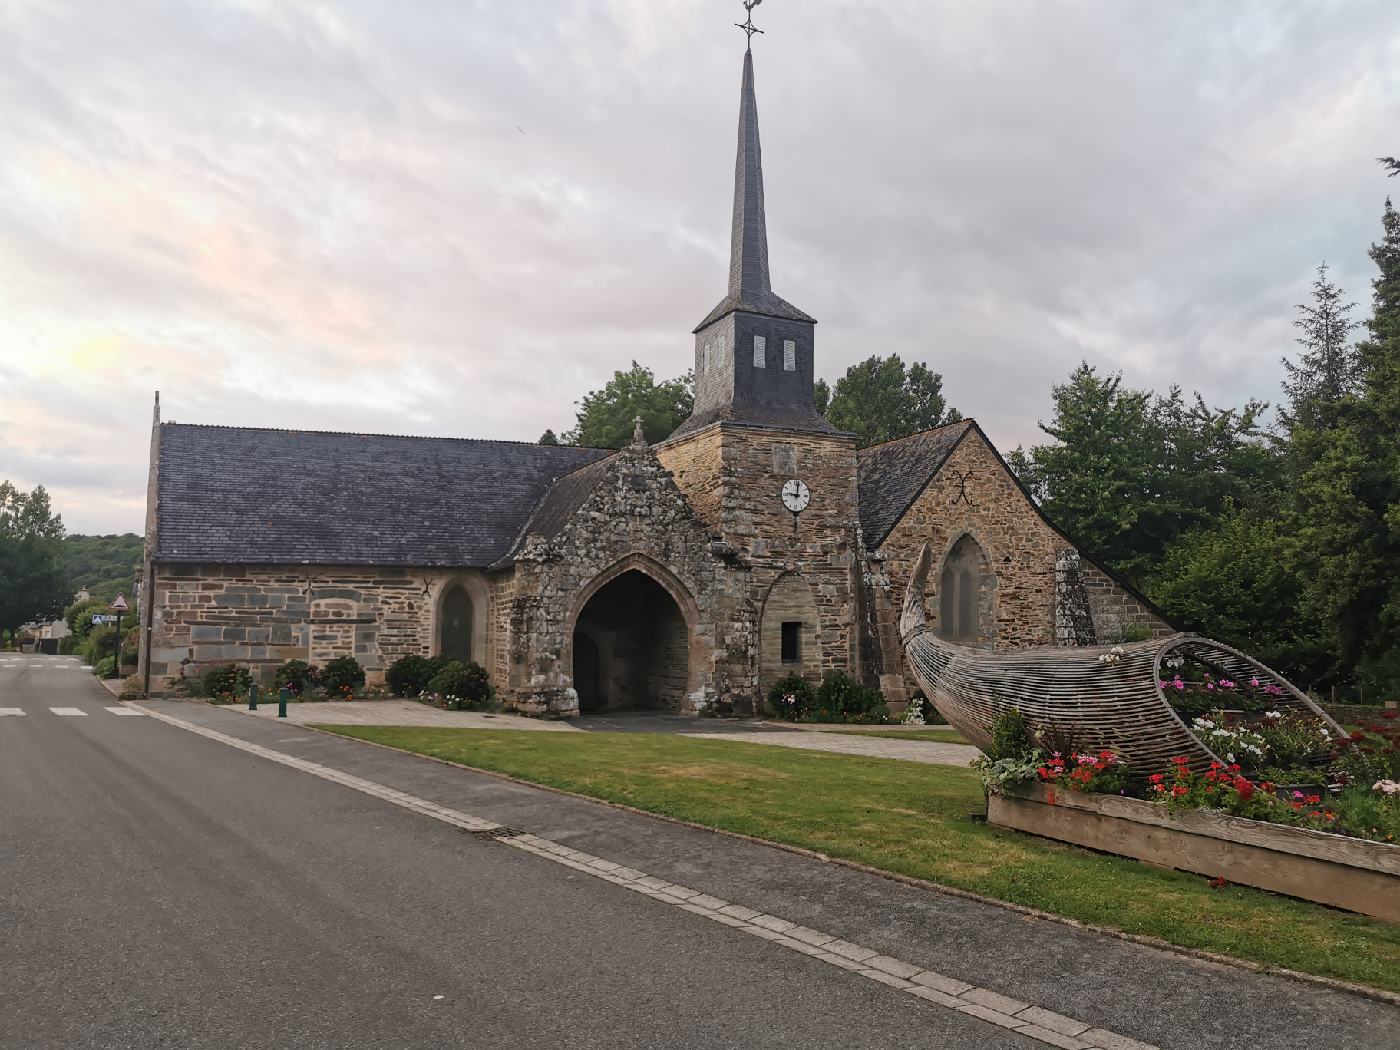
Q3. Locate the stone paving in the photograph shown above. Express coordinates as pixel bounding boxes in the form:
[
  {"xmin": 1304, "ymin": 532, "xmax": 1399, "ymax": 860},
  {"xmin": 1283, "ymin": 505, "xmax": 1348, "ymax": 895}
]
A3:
[
  {"xmin": 226, "ymin": 699, "xmax": 580, "ymax": 732},
  {"xmin": 687, "ymin": 728, "xmax": 980, "ymax": 767},
  {"xmin": 215, "ymin": 701, "xmax": 982, "ymax": 765}
]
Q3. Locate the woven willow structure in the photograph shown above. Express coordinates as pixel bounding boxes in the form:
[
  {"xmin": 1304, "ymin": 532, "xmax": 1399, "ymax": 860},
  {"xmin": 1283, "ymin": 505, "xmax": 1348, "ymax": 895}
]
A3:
[{"xmin": 900, "ymin": 544, "xmax": 1345, "ymax": 772}]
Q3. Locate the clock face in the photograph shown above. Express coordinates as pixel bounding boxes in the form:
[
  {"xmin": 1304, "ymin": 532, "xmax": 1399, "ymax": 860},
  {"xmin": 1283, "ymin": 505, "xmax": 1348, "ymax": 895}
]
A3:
[{"xmin": 781, "ymin": 479, "xmax": 811, "ymax": 513}]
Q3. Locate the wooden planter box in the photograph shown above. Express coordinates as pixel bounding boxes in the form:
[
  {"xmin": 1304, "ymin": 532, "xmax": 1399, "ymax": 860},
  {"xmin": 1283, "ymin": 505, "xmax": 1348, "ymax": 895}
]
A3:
[{"xmin": 988, "ymin": 783, "xmax": 1400, "ymax": 922}]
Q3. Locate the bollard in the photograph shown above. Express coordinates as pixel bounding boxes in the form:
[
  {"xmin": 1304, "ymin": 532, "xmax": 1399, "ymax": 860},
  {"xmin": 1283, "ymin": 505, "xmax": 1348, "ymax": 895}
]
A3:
[
  {"xmin": 248, "ymin": 683, "xmax": 258, "ymax": 711},
  {"xmin": 278, "ymin": 686, "xmax": 289, "ymax": 719}
]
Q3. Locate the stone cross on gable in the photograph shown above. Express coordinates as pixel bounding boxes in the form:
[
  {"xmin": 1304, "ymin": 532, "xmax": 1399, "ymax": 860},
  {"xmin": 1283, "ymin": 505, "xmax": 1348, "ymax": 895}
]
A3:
[{"xmin": 632, "ymin": 415, "xmax": 647, "ymax": 447}]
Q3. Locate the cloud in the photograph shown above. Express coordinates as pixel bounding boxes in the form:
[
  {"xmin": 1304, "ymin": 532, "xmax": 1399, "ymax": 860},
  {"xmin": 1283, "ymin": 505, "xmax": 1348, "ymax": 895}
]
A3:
[{"xmin": 1, "ymin": 0, "xmax": 1397, "ymax": 532}]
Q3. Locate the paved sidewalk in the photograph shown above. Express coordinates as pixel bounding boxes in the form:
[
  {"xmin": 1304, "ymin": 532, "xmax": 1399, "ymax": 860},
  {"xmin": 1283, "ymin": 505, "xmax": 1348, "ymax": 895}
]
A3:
[
  {"xmin": 691, "ymin": 728, "xmax": 980, "ymax": 766},
  {"xmin": 227, "ymin": 699, "xmax": 580, "ymax": 732},
  {"xmin": 137, "ymin": 699, "xmax": 1400, "ymax": 1050},
  {"xmin": 221, "ymin": 702, "xmax": 979, "ymax": 765}
]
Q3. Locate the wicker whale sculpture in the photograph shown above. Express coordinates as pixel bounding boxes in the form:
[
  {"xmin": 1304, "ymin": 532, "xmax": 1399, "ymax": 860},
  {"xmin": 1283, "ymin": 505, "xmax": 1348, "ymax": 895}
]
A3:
[{"xmin": 899, "ymin": 543, "xmax": 1345, "ymax": 773}]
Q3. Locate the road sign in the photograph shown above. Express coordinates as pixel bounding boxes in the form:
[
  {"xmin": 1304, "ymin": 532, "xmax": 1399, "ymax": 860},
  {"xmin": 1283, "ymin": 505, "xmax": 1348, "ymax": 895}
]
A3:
[
  {"xmin": 110, "ymin": 593, "xmax": 130, "ymax": 612},
  {"xmin": 91, "ymin": 615, "xmax": 117, "ymax": 625}
]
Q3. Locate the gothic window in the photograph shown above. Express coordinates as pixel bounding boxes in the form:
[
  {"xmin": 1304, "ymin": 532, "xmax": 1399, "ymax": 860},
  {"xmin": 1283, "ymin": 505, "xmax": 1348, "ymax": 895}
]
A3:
[
  {"xmin": 439, "ymin": 585, "xmax": 474, "ymax": 662},
  {"xmin": 783, "ymin": 340, "xmax": 796, "ymax": 371},
  {"xmin": 753, "ymin": 335, "xmax": 766, "ymax": 368},
  {"xmin": 937, "ymin": 535, "xmax": 993, "ymax": 644}
]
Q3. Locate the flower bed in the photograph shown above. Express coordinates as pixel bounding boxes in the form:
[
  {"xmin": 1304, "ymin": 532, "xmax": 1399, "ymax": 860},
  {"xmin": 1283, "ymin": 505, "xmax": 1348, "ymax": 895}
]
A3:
[{"xmin": 987, "ymin": 781, "xmax": 1400, "ymax": 922}]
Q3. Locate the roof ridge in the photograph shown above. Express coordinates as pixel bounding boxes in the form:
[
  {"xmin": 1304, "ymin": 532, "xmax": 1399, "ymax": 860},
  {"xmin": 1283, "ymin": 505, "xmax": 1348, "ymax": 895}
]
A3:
[
  {"xmin": 160, "ymin": 421, "xmax": 608, "ymax": 452},
  {"xmin": 857, "ymin": 418, "xmax": 975, "ymax": 455}
]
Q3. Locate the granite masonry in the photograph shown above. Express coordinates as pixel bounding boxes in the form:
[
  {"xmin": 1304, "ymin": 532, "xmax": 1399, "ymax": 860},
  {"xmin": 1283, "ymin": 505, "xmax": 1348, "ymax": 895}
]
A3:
[{"xmin": 137, "ymin": 44, "xmax": 1170, "ymax": 714}]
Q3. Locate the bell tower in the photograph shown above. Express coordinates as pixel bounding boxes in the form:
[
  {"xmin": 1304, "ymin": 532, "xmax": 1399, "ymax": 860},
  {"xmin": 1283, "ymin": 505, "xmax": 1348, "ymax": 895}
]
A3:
[{"xmin": 656, "ymin": 10, "xmax": 862, "ymax": 701}]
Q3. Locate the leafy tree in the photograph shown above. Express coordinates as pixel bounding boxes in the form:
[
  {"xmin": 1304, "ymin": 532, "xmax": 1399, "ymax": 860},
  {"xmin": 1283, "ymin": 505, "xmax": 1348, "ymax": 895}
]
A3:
[
  {"xmin": 564, "ymin": 362, "xmax": 693, "ymax": 448},
  {"xmin": 58, "ymin": 533, "xmax": 142, "ymax": 596},
  {"xmin": 1015, "ymin": 364, "xmax": 1275, "ymax": 586},
  {"xmin": 1280, "ymin": 263, "xmax": 1360, "ymax": 432},
  {"xmin": 538, "ymin": 429, "xmax": 560, "ymax": 446},
  {"xmin": 1153, "ymin": 508, "xmax": 1331, "ymax": 682},
  {"xmin": 824, "ymin": 355, "xmax": 960, "ymax": 447},
  {"xmin": 813, "ymin": 378, "xmax": 831, "ymax": 416},
  {"xmin": 1381, "ymin": 156, "xmax": 1399, "ymax": 178},
  {"xmin": 0, "ymin": 482, "xmax": 68, "ymax": 638}
]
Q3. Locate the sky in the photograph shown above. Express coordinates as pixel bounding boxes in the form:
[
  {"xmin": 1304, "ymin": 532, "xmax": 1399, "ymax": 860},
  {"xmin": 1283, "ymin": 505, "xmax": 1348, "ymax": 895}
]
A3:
[{"xmin": 2, "ymin": 0, "xmax": 1398, "ymax": 535}]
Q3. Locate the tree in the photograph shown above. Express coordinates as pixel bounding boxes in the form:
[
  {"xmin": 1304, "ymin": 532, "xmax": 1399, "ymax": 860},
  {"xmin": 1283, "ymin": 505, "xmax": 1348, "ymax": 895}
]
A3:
[
  {"xmin": 1280, "ymin": 262, "xmax": 1360, "ymax": 432},
  {"xmin": 538, "ymin": 429, "xmax": 560, "ymax": 446},
  {"xmin": 1015, "ymin": 364, "xmax": 1276, "ymax": 586},
  {"xmin": 0, "ymin": 482, "xmax": 69, "ymax": 639},
  {"xmin": 813, "ymin": 378, "xmax": 831, "ymax": 416},
  {"xmin": 824, "ymin": 354, "xmax": 960, "ymax": 447},
  {"xmin": 58, "ymin": 533, "xmax": 142, "ymax": 597},
  {"xmin": 1380, "ymin": 156, "xmax": 1399, "ymax": 178},
  {"xmin": 564, "ymin": 362, "xmax": 693, "ymax": 448}
]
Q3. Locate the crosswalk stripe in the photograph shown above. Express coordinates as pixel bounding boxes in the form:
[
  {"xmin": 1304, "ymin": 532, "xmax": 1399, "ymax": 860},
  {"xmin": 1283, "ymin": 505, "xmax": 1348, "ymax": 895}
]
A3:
[
  {"xmin": 105, "ymin": 706, "xmax": 143, "ymax": 716},
  {"xmin": 49, "ymin": 707, "xmax": 87, "ymax": 717},
  {"xmin": 0, "ymin": 708, "xmax": 25, "ymax": 717}
]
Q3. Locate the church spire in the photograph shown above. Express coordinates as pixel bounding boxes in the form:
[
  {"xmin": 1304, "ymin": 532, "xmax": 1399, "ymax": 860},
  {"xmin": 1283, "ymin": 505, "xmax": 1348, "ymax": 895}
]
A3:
[
  {"xmin": 693, "ymin": 36, "xmax": 814, "ymax": 333},
  {"xmin": 729, "ymin": 48, "xmax": 771, "ymax": 304}
]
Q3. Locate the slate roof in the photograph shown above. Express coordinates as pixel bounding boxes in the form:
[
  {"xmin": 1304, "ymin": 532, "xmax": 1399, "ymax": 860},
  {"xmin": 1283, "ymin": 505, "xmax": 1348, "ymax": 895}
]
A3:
[
  {"xmin": 694, "ymin": 48, "xmax": 815, "ymax": 333},
  {"xmin": 668, "ymin": 400, "xmax": 842, "ymax": 440},
  {"xmin": 153, "ymin": 424, "xmax": 610, "ymax": 567},
  {"xmin": 856, "ymin": 420, "xmax": 975, "ymax": 549},
  {"xmin": 512, "ymin": 454, "xmax": 619, "ymax": 544}
]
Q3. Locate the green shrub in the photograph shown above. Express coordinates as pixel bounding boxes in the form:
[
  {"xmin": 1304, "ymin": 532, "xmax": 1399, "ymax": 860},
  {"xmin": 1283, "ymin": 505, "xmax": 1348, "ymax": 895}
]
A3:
[
  {"xmin": 386, "ymin": 654, "xmax": 445, "ymax": 698},
  {"xmin": 767, "ymin": 673, "xmax": 817, "ymax": 720},
  {"xmin": 426, "ymin": 660, "xmax": 492, "ymax": 710},
  {"xmin": 987, "ymin": 709, "xmax": 1037, "ymax": 762},
  {"xmin": 320, "ymin": 656, "xmax": 366, "ymax": 698},
  {"xmin": 813, "ymin": 672, "xmax": 887, "ymax": 724},
  {"xmin": 274, "ymin": 659, "xmax": 318, "ymax": 696},
  {"xmin": 203, "ymin": 664, "xmax": 252, "ymax": 700},
  {"xmin": 94, "ymin": 655, "xmax": 116, "ymax": 679}
]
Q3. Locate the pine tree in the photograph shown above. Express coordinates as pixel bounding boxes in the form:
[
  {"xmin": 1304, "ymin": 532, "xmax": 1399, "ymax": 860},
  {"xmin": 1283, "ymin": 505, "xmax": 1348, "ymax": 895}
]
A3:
[
  {"xmin": 1280, "ymin": 262, "xmax": 1360, "ymax": 432},
  {"xmin": 538, "ymin": 429, "xmax": 560, "ymax": 446}
]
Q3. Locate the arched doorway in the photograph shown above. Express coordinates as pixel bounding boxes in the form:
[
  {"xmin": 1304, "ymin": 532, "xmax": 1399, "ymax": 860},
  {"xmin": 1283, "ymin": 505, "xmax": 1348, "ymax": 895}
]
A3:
[
  {"xmin": 439, "ymin": 585, "xmax": 474, "ymax": 662},
  {"xmin": 937, "ymin": 534, "xmax": 996, "ymax": 646},
  {"xmin": 571, "ymin": 569, "xmax": 689, "ymax": 712}
]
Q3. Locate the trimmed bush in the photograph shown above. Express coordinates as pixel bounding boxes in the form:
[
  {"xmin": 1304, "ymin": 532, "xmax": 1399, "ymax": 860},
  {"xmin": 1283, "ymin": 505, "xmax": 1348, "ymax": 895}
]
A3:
[
  {"xmin": 988, "ymin": 708, "xmax": 1037, "ymax": 762},
  {"xmin": 426, "ymin": 660, "xmax": 492, "ymax": 711},
  {"xmin": 94, "ymin": 655, "xmax": 116, "ymax": 679},
  {"xmin": 767, "ymin": 673, "xmax": 818, "ymax": 721},
  {"xmin": 274, "ymin": 659, "xmax": 318, "ymax": 696},
  {"xmin": 203, "ymin": 664, "xmax": 252, "ymax": 701},
  {"xmin": 813, "ymin": 671, "xmax": 888, "ymax": 724},
  {"xmin": 386, "ymin": 654, "xmax": 445, "ymax": 698},
  {"xmin": 320, "ymin": 656, "xmax": 365, "ymax": 698}
]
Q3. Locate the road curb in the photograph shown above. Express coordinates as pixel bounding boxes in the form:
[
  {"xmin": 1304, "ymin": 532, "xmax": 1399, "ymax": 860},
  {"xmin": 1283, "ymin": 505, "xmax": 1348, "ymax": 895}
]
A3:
[{"xmin": 163, "ymin": 704, "xmax": 1400, "ymax": 1009}]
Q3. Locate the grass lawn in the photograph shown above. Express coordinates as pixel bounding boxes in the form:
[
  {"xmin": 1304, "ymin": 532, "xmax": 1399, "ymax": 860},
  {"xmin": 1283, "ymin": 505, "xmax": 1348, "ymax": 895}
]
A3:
[
  {"xmin": 817, "ymin": 727, "xmax": 968, "ymax": 745},
  {"xmin": 316, "ymin": 726, "xmax": 1400, "ymax": 993}
]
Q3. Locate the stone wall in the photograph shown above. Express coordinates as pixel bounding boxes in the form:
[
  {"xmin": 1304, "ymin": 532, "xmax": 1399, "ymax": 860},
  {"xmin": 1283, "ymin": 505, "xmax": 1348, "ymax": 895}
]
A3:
[
  {"xmin": 658, "ymin": 421, "xmax": 863, "ymax": 708},
  {"xmin": 143, "ymin": 564, "xmax": 494, "ymax": 697},
  {"xmin": 503, "ymin": 439, "xmax": 737, "ymax": 717},
  {"xmin": 867, "ymin": 428, "xmax": 1172, "ymax": 703}
]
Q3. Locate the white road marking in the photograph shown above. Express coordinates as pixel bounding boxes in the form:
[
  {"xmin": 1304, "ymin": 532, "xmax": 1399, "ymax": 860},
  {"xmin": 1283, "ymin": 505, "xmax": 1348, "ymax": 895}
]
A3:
[
  {"xmin": 30, "ymin": 663, "xmax": 45, "ymax": 668},
  {"xmin": 50, "ymin": 707, "xmax": 87, "ymax": 717},
  {"xmin": 105, "ymin": 706, "xmax": 143, "ymax": 716},
  {"xmin": 138, "ymin": 706, "xmax": 1156, "ymax": 1050},
  {"xmin": 0, "ymin": 708, "xmax": 25, "ymax": 716},
  {"xmin": 79, "ymin": 665, "xmax": 94, "ymax": 671}
]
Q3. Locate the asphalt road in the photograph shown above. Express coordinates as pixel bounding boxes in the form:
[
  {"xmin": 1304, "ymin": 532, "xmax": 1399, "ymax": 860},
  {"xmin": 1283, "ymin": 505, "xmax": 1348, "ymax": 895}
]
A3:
[
  {"xmin": 0, "ymin": 656, "xmax": 1035, "ymax": 1049},
  {"xmin": 4, "ymin": 655, "xmax": 1398, "ymax": 1050}
]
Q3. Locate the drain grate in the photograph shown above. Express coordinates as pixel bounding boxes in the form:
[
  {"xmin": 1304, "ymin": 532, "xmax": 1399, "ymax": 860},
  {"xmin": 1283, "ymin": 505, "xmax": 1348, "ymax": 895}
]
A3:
[{"xmin": 465, "ymin": 825, "xmax": 526, "ymax": 840}]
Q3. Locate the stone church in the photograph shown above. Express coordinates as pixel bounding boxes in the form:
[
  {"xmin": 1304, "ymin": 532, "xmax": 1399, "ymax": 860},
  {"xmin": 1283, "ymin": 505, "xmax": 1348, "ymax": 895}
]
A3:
[{"xmin": 136, "ymin": 45, "xmax": 1169, "ymax": 713}]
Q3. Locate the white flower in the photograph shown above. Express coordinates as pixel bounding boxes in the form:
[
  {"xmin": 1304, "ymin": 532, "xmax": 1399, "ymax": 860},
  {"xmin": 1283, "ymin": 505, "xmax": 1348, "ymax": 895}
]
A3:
[{"xmin": 1374, "ymin": 779, "xmax": 1400, "ymax": 796}]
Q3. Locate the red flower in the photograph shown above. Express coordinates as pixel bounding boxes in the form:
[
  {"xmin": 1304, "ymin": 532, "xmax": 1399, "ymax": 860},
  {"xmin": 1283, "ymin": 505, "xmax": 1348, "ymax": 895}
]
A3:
[
  {"xmin": 1172, "ymin": 785, "xmax": 1188, "ymax": 797},
  {"xmin": 1148, "ymin": 773, "xmax": 1164, "ymax": 784},
  {"xmin": 1208, "ymin": 876, "xmax": 1227, "ymax": 889},
  {"xmin": 1304, "ymin": 795, "xmax": 1321, "ymax": 805}
]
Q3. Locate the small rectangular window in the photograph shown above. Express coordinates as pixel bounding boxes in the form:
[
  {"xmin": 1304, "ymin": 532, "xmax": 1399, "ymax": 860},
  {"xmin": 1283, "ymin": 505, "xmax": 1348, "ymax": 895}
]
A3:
[
  {"xmin": 783, "ymin": 340, "xmax": 796, "ymax": 371},
  {"xmin": 781, "ymin": 621, "xmax": 801, "ymax": 663},
  {"xmin": 753, "ymin": 335, "xmax": 766, "ymax": 368}
]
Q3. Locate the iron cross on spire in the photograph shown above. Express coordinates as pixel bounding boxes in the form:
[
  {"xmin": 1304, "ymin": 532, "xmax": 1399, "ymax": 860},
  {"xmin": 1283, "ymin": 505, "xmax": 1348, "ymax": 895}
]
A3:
[{"xmin": 736, "ymin": 0, "xmax": 764, "ymax": 47}]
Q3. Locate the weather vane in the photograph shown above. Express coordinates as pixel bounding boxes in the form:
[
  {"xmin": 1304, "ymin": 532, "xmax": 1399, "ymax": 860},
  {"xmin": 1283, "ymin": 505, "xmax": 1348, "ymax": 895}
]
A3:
[{"xmin": 736, "ymin": 0, "xmax": 764, "ymax": 47}]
